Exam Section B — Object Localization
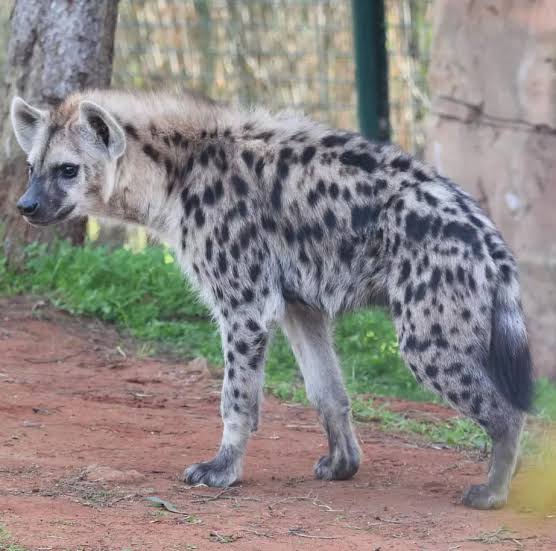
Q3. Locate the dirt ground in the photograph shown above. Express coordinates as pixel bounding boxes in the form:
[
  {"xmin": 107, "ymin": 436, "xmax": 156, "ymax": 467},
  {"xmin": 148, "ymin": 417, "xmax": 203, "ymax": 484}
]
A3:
[{"xmin": 0, "ymin": 296, "xmax": 554, "ymax": 551}]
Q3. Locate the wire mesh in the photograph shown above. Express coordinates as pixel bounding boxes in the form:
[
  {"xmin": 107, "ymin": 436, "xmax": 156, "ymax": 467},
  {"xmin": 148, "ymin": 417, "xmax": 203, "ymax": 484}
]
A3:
[
  {"xmin": 386, "ymin": 0, "xmax": 433, "ymax": 157},
  {"xmin": 0, "ymin": 0, "xmax": 432, "ymax": 156},
  {"xmin": 114, "ymin": 0, "xmax": 357, "ymax": 130}
]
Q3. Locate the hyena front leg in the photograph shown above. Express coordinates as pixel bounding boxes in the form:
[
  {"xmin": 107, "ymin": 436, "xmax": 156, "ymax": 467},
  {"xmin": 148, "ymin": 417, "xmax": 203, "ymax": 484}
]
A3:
[
  {"xmin": 281, "ymin": 302, "xmax": 361, "ymax": 480},
  {"xmin": 184, "ymin": 314, "xmax": 269, "ymax": 487}
]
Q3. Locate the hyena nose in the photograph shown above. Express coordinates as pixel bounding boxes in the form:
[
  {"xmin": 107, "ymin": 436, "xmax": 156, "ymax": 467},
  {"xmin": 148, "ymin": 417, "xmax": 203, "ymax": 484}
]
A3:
[{"xmin": 16, "ymin": 198, "xmax": 39, "ymax": 216}]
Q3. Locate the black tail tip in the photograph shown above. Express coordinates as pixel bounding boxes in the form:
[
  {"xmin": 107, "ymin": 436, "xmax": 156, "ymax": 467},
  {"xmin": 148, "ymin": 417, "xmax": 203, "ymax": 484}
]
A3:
[{"xmin": 489, "ymin": 328, "xmax": 534, "ymax": 412}]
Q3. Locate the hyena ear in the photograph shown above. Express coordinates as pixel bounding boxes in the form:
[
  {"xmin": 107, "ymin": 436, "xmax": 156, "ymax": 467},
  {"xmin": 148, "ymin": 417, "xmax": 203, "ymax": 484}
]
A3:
[
  {"xmin": 78, "ymin": 100, "xmax": 126, "ymax": 159},
  {"xmin": 10, "ymin": 97, "xmax": 47, "ymax": 154}
]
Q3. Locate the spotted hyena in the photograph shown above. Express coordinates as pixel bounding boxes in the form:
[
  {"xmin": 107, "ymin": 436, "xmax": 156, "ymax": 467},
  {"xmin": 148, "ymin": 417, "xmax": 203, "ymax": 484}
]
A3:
[{"xmin": 10, "ymin": 89, "xmax": 533, "ymax": 509}]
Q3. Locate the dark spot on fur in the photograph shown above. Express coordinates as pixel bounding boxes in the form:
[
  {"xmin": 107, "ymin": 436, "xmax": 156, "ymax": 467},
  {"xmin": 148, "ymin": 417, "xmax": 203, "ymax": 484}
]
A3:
[
  {"xmin": 255, "ymin": 157, "xmax": 265, "ymax": 178},
  {"xmin": 351, "ymin": 205, "xmax": 378, "ymax": 231},
  {"xmin": 241, "ymin": 150, "xmax": 254, "ymax": 168},
  {"xmin": 429, "ymin": 267, "xmax": 442, "ymax": 291},
  {"xmin": 413, "ymin": 168, "xmax": 430, "ymax": 182},
  {"xmin": 271, "ymin": 179, "xmax": 282, "ymax": 210},
  {"xmin": 425, "ymin": 365, "xmax": 438, "ymax": 378},
  {"xmin": 398, "ymin": 260, "xmax": 411, "ymax": 284},
  {"xmin": 194, "ymin": 209, "xmax": 205, "ymax": 227},
  {"xmin": 322, "ymin": 134, "xmax": 350, "ymax": 147},
  {"xmin": 236, "ymin": 340, "xmax": 248, "ymax": 355},
  {"xmin": 414, "ymin": 282, "xmax": 427, "ymax": 302},
  {"xmin": 261, "ymin": 215, "xmax": 277, "ymax": 232},
  {"xmin": 404, "ymin": 283, "xmax": 413, "ymax": 304},
  {"xmin": 231, "ymin": 175, "xmax": 248, "ymax": 196},
  {"xmin": 405, "ymin": 211, "xmax": 431, "ymax": 242},
  {"xmin": 461, "ymin": 374, "xmax": 473, "ymax": 386},
  {"xmin": 324, "ymin": 209, "xmax": 337, "ymax": 230},
  {"xmin": 500, "ymin": 264, "xmax": 512, "ymax": 283},
  {"xmin": 471, "ymin": 395, "xmax": 483, "ymax": 416},
  {"xmin": 237, "ymin": 200, "xmax": 248, "ymax": 217},
  {"xmin": 443, "ymin": 221, "xmax": 482, "ymax": 258},
  {"xmin": 445, "ymin": 362, "xmax": 463, "ymax": 375},
  {"xmin": 249, "ymin": 264, "xmax": 261, "ymax": 283},
  {"xmin": 143, "ymin": 144, "xmax": 160, "ymax": 163},
  {"xmin": 447, "ymin": 392, "xmax": 459, "ymax": 404},
  {"xmin": 301, "ymin": 146, "xmax": 316, "ymax": 165},
  {"xmin": 254, "ymin": 131, "xmax": 274, "ymax": 142},
  {"xmin": 423, "ymin": 192, "xmax": 438, "ymax": 207},
  {"xmin": 339, "ymin": 151, "xmax": 377, "ymax": 174},
  {"xmin": 203, "ymin": 185, "xmax": 215, "ymax": 205},
  {"xmin": 242, "ymin": 288, "xmax": 254, "ymax": 303},
  {"xmin": 391, "ymin": 155, "xmax": 411, "ymax": 171},
  {"xmin": 356, "ymin": 182, "xmax": 373, "ymax": 197},
  {"xmin": 205, "ymin": 237, "xmax": 213, "ymax": 262},
  {"xmin": 218, "ymin": 251, "xmax": 228, "ymax": 274},
  {"xmin": 338, "ymin": 240, "xmax": 355, "ymax": 266},
  {"xmin": 246, "ymin": 319, "xmax": 260, "ymax": 332},
  {"xmin": 124, "ymin": 123, "xmax": 139, "ymax": 140}
]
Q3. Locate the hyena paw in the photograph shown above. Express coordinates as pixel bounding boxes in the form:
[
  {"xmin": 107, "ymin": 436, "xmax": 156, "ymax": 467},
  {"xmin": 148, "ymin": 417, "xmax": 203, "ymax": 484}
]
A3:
[
  {"xmin": 183, "ymin": 454, "xmax": 240, "ymax": 488},
  {"xmin": 462, "ymin": 483, "xmax": 508, "ymax": 510},
  {"xmin": 314, "ymin": 451, "xmax": 360, "ymax": 481}
]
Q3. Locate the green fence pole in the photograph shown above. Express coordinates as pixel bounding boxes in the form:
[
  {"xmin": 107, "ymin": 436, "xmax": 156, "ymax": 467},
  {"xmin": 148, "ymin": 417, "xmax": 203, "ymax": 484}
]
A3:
[{"xmin": 351, "ymin": 0, "xmax": 390, "ymax": 142}]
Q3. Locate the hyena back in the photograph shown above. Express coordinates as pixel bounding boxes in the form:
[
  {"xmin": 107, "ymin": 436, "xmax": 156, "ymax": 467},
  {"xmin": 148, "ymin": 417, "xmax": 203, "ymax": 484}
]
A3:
[{"xmin": 10, "ymin": 89, "xmax": 533, "ymax": 509}]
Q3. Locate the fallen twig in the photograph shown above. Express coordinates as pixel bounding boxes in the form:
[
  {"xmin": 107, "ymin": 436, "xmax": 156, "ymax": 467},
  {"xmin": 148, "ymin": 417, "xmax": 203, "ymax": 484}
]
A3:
[
  {"xmin": 240, "ymin": 528, "xmax": 273, "ymax": 538},
  {"xmin": 268, "ymin": 492, "xmax": 342, "ymax": 513},
  {"xmin": 189, "ymin": 487, "xmax": 261, "ymax": 504},
  {"xmin": 190, "ymin": 487, "xmax": 235, "ymax": 503},
  {"xmin": 463, "ymin": 527, "xmax": 536, "ymax": 547},
  {"xmin": 288, "ymin": 528, "xmax": 339, "ymax": 540}
]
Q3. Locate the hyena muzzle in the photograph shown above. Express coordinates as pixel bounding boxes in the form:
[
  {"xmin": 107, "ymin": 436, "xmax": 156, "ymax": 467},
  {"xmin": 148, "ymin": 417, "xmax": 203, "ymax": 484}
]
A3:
[{"xmin": 10, "ymin": 89, "xmax": 533, "ymax": 510}]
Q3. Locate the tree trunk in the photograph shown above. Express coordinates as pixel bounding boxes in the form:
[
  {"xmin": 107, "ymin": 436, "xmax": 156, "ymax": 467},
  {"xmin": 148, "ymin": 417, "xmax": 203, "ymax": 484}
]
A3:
[{"xmin": 0, "ymin": 0, "xmax": 119, "ymax": 268}]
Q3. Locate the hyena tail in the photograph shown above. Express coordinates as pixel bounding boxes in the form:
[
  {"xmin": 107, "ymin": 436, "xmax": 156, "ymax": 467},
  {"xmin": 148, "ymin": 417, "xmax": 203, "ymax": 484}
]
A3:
[{"xmin": 488, "ymin": 275, "xmax": 534, "ymax": 412}]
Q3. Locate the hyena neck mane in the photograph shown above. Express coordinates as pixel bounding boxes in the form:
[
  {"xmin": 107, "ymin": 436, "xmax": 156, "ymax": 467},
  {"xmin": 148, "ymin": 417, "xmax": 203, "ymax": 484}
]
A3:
[{"xmin": 75, "ymin": 89, "xmax": 303, "ymax": 244}]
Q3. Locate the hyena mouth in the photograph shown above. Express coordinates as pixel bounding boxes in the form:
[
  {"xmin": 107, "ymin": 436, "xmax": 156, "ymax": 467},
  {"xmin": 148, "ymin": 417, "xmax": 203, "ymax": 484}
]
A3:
[
  {"xmin": 25, "ymin": 203, "xmax": 76, "ymax": 226},
  {"xmin": 56, "ymin": 203, "xmax": 77, "ymax": 220}
]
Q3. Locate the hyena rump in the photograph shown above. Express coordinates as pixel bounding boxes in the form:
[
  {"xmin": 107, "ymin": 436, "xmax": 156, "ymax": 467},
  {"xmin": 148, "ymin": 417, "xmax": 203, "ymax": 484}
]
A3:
[{"xmin": 10, "ymin": 89, "xmax": 533, "ymax": 509}]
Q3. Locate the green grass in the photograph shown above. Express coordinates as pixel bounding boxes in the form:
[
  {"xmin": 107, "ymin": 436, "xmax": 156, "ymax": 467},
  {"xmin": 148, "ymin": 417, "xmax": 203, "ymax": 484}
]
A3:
[
  {"xmin": 2, "ymin": 240, "xmax": 555, "ymax": 449},
  {"xmin": 0, "ymin": 527, "xmax": 28, "ymax": 551}
]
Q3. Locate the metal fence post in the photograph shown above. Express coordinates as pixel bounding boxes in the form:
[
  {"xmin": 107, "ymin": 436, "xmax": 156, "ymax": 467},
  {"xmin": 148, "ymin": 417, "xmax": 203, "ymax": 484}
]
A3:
[{"xmin": 351, "ymin": 0, "xmax": 390, "ymax": 142}]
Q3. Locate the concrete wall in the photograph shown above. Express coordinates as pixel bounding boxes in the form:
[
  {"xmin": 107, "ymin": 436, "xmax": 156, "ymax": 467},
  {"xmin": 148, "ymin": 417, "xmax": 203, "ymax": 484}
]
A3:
[{"xmin": 426, "ymin": 0, "xmax": 556, "ymax": 377}]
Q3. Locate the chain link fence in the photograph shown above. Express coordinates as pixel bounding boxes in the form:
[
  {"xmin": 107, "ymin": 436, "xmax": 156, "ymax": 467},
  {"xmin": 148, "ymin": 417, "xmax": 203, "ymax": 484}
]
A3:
[{"xmin": 0, "ymin": 0, "xmax": 432, "ymax": 155}]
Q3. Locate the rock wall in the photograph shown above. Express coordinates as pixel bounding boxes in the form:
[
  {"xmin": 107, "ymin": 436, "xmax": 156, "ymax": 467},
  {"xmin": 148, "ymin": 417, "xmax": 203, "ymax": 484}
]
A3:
[{"xmin": 426, "ymin": 0, "xmax": 556, "ymax": 377}]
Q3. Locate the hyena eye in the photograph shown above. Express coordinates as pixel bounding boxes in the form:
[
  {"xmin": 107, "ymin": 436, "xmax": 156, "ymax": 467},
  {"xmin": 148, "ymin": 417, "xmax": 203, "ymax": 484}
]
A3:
[
  {"xmin": 59, "ymin": 163, "xmax": 79, "ymax": 179},
  {"xmin": 27, "ymin": 163, "xmax": 33, "ymax": 177}
]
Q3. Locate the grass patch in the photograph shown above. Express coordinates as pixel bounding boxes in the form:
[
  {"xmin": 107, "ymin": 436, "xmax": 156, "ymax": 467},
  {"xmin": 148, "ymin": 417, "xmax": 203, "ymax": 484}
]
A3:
[
  {"xmin": 2, "ymin": 240, "xmax": 555, "ymax": 449},
  {"xmin": 352, "ymin": 397, "xmax": 489, "ymax": 449},
  {"xmin": 0, "ymin": 527, "xmax": 28, "ymax": 551}
]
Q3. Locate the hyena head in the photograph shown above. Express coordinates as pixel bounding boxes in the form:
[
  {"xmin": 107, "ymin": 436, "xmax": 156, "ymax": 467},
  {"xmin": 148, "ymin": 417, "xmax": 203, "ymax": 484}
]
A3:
[{"xmin": 10, "ymin": 96, "xmax": 126, "ymax": 226}]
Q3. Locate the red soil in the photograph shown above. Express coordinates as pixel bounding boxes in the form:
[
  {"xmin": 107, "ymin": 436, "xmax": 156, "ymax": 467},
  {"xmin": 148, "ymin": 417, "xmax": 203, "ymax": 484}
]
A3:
[{"xmin": 0, "ymin": 296, "xmax": 554, "ymax": 550}]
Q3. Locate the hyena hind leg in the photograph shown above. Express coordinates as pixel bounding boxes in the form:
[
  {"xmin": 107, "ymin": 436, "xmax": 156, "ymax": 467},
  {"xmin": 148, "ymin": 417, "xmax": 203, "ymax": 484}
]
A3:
[
  {"xmin": 463, "ymin": 410, "xmax": 525, "ymax": 510},
  {"xmin": 401, "ymin": 345, "xmax": 525, "ymax": 509},
  {"xmin": 281, "ymin": 303, "xmax": 361, "ymax": 480}
]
